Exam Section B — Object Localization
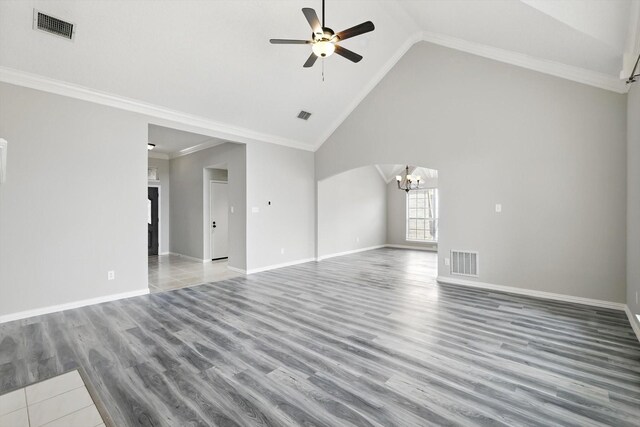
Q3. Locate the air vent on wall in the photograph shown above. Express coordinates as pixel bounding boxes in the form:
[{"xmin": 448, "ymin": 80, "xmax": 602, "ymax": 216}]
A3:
[
  {"xmin": 33, "ymin": 10, "xmax": 74, "ymax": 40},
  {"xmin": 451, "ymin": 250, "xmax": 479, "ymax": 277},
  {"xmin": 297, "ymin": 111, "xmax": 312, "ymax": 120}
]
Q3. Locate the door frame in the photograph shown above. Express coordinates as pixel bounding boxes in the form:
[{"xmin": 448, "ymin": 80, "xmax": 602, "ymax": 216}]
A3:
[
  {"xmin": 209, "ymin": 180, "xmax": 228, "ymax": 261},
  {"xmin": 148, "ymin": 184, "xmax": 161, "ymax": 256}
]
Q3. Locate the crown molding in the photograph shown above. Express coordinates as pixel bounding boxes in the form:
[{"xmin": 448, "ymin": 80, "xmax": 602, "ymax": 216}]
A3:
[
  {"xmin": 168, "ymin": 139, "xmax": 226, "ymax": 159},
  {"xmin": 147, "ymin": 151, "xmax": 169, "ymax": 160},
  {"xmin": 0, "ymin": 66, "xmax": 316, "ymax": 152},
  {"xmin": 419, "ymin": 31, "xmax": 628, "ymax": 95}
]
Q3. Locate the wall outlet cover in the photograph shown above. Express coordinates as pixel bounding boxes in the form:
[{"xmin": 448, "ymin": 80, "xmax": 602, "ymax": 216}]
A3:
[
  {"xmin": 495, "ymin": 204, "xmax": 502, "ymax": 213},
  {"xmin": 107, "ymin": 271, "xmax": 115, "ymax": 280},
  {"xmin": 252, "ymin": 207, "xmax": 259, "ymax": 213},
  {"xmin": 444, "ymin": 258, "xmax": 450, "ymax": 266}
]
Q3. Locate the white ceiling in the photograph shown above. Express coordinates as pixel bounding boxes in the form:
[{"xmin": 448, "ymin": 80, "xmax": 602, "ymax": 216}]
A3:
[
  {"xmin": 1, "ymin": 1, "xmax": 638, "ymax": 152},
  {"xmin": 148, "ymin": 124, "xmax": 226, "ymax": 157}
]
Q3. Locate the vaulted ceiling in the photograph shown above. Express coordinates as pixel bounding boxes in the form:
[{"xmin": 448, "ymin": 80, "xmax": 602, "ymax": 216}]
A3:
[{"xmin": 1, "ymin": 1, "xmax": 638, "ymax": 152}]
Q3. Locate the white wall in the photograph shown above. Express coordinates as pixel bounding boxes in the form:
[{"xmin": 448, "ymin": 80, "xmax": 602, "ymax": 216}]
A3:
[
  {"xmin": 148, "ymin": 157, "xmax": 170, "ymax": 254},
  {"xmin": 0, "ymin": 82, "xmax": 148, "ymax": 317},
  {"xmin": 628, "ymin": 84, "xmax": 640, "ymax": 321},
  {"xmin": 318, "ymin": 166, "xmax": 387, "ymax": 258},
  {"xmin": 387, "ymin": 175, "xmax": 438, "ymax": 251},
  {"xmin": 246, "ymin": 142, "xmax": 315, "ymax": 271},
  {"xmin": 169, "ymin": 143, "xmax": 246, "ymax": 269},
  {"xmin": 316, "ymin": 42, "xmax": 627, "ymax": 303}
]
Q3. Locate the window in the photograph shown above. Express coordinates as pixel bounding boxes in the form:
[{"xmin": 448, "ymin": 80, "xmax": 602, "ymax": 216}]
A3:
[{"xmin": 407, "ymin": 189, "xmax": 438, "ymax": 242}]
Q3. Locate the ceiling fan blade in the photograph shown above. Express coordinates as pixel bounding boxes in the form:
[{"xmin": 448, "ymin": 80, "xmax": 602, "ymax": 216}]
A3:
[
  {"xmin": 302, "ymin": 8, "xmax": 322, "ymax": 35},
  {"xmin": 303, "ymin": 52, "xmax": 318, "ymax": 68},
  {"xmin": 270, "ymin": 39, "xmax": 311, "ymax": 44},
  {"xmin": 335, "ymin": 45, "xmax": 363, "ymax": 63},
  {"xmin": 336, "ymin": 21, "xmax": 375, "ymax": 41}
]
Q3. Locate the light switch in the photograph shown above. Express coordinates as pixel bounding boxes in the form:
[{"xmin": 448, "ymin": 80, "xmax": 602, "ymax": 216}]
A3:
[
  {"xmin": 230, "ymin": 206, "xmax": 234, "ymax": 214},
  {"xmin": 495, "ymin": 204, "xmax": 502, "ymax": 213},
  {"xmin": 252, "ymin": 207, "xmax": 259, "ymax": 213}
]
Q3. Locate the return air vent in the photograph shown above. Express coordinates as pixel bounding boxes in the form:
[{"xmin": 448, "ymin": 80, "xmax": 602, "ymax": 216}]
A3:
[
  {"xmin": 33, "ymin": 10, "xmax": 74, "ymax": 40},
  {"xmin": 297, "ymin": 111, "xmax": 312, "ymax": 120},
  {"xmin": 451, "ymin": 250, "xmax": 479, "ymax": 277}
]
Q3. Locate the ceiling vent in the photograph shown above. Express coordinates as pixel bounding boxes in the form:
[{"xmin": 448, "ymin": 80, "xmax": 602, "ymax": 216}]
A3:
[
  {"xmin": 33, "ymin": 10, "xmax": 74, "ymax": 40},
  {"xmin": 297, "ymin": 111, "xmax": 312, "ymax": 120}
]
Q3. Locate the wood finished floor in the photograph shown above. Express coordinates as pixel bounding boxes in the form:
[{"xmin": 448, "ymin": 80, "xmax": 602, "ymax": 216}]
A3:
[{"xmin": 1, "ymin": 248, "xmax": 639, "ymax": 426}]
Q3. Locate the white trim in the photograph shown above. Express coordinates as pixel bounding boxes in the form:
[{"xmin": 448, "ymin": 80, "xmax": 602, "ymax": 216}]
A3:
[
  {"xmin": 170, "ymin": 140, "xmax": 226, "ymax": 159},
  {"xmin": 624, "ymin": 306, "xmax": 640, "ymax": 343},
  {"xmin": 418, "ymin": 32, "xmax": 628, "ymax": 95},
  {"xmin": 436, "ymin": 276, "xmax": 626, "ymax": 311},
  {"xmin": 0, "ymin": 288, "xmax": 149, "ymax": 324},
  {"xmin": 246, "ymin": 257, "xmax": 316, "ymax": 274},
  {"xmin": 385, "ymin": 244, "xmax": 437, "ymax": 252},
  {"xmin": 147, "ymin": 151, "xmax": 169, "ymax": 160},
  {"xmin": 317, "ymin": 245, "xmax": 386, "ymax": 261},
  {"xmin": 168, "ymin": 252, "xmax": 207, "ymax": 263},
  {"xmin": 0, "ymin": 66, "xmax": 315, "ymax": 152},
  {"xmin": 227, "ymin": 266, "xmax": 247, "ymax": 274}
]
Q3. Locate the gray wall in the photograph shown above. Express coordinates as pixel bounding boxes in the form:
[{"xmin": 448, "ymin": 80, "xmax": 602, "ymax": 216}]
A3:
[
  {"xmin": 0, "ymin": 82, "xmax": 148, "ymax": 316},
  {"xmin": 628, "ymin": 84, "xmax": 640, "ymax": 319},
  {"xmin": 246, "ymin": 142, "xmax": 315, "ymax": 270},
  {"xmin": 169, "ymin": 143, "xmax": 246, "ymax": 270},
  {"xmin": 148, "ymin": 157, "xmax": 170, "ymax": 254},
  {"xmin": 318, "ymin": 166, "xmax": 387, "ymax": 258},
  {"xmin": 387, "ymin": 175, "xmax": 438, "ymax": 251},
  {"xmin": 316, "ymin": 42, "xmax": 627, "ymax": 303}
]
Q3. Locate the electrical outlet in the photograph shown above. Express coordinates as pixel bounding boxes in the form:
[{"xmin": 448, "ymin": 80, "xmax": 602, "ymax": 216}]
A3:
[
  {"xmin": 230, "ymin": 206, "xmax": 234, "ymax": 214},
  {"xmin": 280, "ymin": 248, "xmax": 285, "ymax": 255},
  {"xmin": 495, "ymin": 204, "xmax": 502, "ymax": 213},
  {"xmin": 252, "ymin": 207, "xmax": 259, "ymax": 213},
  {"xmin": 356, "ymin": 237, "xmax": 360, "ymax": 243},
  {"xmin": 444, "ymin": 258, "xmax": 450, "ymax": 266},
  {"xmin": 107, "ymin": 271, "xmax": 115, "ymax": 280}
]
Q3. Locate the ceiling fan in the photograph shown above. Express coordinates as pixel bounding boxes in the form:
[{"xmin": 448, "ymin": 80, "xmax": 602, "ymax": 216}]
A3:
[{"xmin": 269, "ymin": 0, "xmax": 375, "ymax": 68}]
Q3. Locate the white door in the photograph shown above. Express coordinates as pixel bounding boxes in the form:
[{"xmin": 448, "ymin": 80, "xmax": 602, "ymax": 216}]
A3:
[{"xmin": 210, "ymin": 181, "xmax": 229, "ymax": 260}]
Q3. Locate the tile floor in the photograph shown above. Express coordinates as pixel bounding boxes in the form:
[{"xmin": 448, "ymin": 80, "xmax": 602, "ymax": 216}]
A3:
[
  {"xmin": 0, "ymin": 371, "xmax": 105, "ymax": 427},
  {"xmin": 148, "ymin": 254, "xmax": 241, "ymax": 293}
]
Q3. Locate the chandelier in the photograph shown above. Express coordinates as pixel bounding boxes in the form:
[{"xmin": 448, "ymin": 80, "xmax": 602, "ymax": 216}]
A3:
[{"xmin": 396, "ymin": 166, "xmax": 421, "ymax": 192}]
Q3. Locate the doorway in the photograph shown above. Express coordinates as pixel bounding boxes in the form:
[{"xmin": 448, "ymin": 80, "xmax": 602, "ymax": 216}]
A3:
[
  {"xmin": 148, "ymin": 187, "xmax": 159, "ymax": 256},
  {"xmin": 209, "ymin": 181, "xmax": 229, "ymax": 260}
]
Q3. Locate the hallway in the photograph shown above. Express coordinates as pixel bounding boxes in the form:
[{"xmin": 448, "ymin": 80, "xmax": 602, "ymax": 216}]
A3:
[{"xmin": 148, "ymin": 254, "xmax": 241, "ymax": 293}]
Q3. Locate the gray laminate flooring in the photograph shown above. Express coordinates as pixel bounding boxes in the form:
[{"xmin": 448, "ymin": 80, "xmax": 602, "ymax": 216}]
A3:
[{"xmin": 1, "ymin": 248, "xmax": 639, "ymax": 426}]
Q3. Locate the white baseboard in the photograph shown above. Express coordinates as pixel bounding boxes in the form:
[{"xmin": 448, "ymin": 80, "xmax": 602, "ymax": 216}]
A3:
[
  {"xmin": 246, "ymin": 257, "xmax": 316, "ymax": 274},
  {"xmin": 317, "ymin": 245, "xmax": 386, "ymax": 261},
  {"xmin": 168, "ymin": 252, "xmax": 207, "ymax": 263},
  {"xmin": 385, "ymin": 244, "xmax": 438, "ymax": 252},
  {"xmin": 436, "ymin": 276, "xmax": 626, "ymax": 311},
  {"xmin": 0, "ymin": 288, "xmax": 150, "ymax": 324},
  {"xmin": 227, "ymin": 266, "xmax": 247, "ymax": 274},
  {"xmin": 624, "ymin": 306, "xmax": 640, "ymax": 343}
]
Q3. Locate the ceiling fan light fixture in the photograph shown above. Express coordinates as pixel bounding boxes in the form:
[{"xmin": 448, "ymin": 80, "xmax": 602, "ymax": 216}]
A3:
[
  {"xmin": 312, "ymin": 40, "xmax": 335, "ymax": 58},
  {"xmin": 147, "ymin": 143, "xmax": 156, "ymax": 150}
]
